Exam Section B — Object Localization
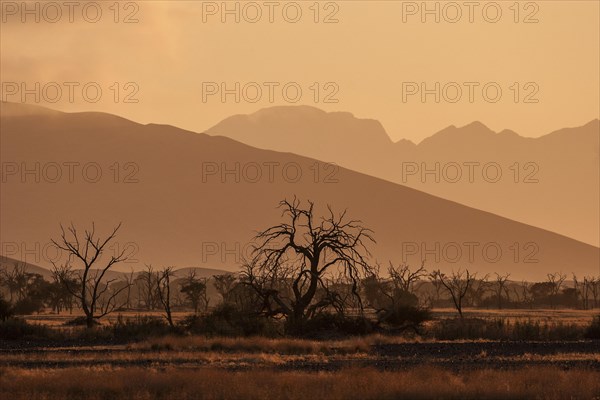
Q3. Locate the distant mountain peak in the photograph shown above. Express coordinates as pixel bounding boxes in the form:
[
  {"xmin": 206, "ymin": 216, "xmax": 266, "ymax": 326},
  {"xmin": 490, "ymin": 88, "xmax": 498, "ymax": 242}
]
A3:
[
  {"xmin": 249, "ymin": 105, "xmax": 327, "ymax": 120},
  {"xmin": 417, "ymin": 120, "xmax": 514, "ymax": 148},
  {"xmin": 462, "ymin": 120, "xmax": 492, "ymax": 131},
  {"xmin": 498, "ymin": 129, "xmax": 520, "ymax": 137},
  {"xmin": 207, "ymin": 105, "xmax": 395, "ymax": 154}
]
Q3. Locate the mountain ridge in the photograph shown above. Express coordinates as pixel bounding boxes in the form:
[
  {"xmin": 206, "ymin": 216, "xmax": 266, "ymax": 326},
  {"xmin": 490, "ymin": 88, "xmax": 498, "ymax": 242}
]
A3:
[
  {"xmin": 1, "ymin": 102, "xmax": 598, "ymax": 280},
  {"xmin": 206, "ymin": 106, "xmax": 599, "ymax": 246}
]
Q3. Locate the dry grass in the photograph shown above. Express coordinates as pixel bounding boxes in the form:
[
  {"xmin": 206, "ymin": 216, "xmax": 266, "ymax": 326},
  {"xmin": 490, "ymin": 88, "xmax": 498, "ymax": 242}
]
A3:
[
  {"xmin": 22, "ymin": 308, "xmax": 599, "ymax": 328},
  {"xmin": 431, "ymin": 308, "xmax": 598, "ymax": 326},
  {"xmin": 1, "ymin": 365, "xmax": 599, "ymax": 399},
  {"xmin": 0, "ymin": 347, "xmax": 338, "ymax": 367},
  {"xmin": 134, "ymin": 334, "xmax": 415, "ymax": 354},
  {"xmin": 23, "ymin": 311, "xmax": 191, "ymax": 327}
]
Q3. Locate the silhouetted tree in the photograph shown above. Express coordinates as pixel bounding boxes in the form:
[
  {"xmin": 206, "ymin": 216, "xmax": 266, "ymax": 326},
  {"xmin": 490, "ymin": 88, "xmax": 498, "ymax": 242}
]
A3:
[
  {"xmin": 51, "ymin": 223, "xmax": 131, "ymax": 328},
  {"xmin": 363, "ymin": 264, "xmax": 428, "ymax": 330},
  {"xmin": 122, "ymin": 269, "xmax": 136, "ymax": 310},
  {"xmin": 214, "ymin": 273, "xmax": 237, "ymax": 304},
  {"xmin": 1, "ymin": 263, "xmax": 28, "ymax": 302},
  {"xmin": 427, "ymin": 269, "xmax": 445, "ymax": 306},
  {"xmin": 137, "ymin": 264, "xmax": 158, "ymax": 310},
  {"xmin": 13, "ymin": 273, "xmax": 49, "ymax": 314},
  {"xmin": 436, "ymin": 269, "xmax": 476, "ymax": 318},
  {"xmin": 180, "ymin": 271, "xmax": 208, "ymax": 313},
  {"xmin": 589, "ymin": 277, "xmax": 600, "ymax": 309},
  {"xmin": 156, "ymin": 267, "xmax": 175, "ymax": 328},
  {"xmin": 388, "ymin": 261, "xmax": 426, "ymax": 294},
  {"xmin": 0, "ymin": 293, "xmax": 13, "ymax": 321},
  {"xmin": 493, "ymin": 273, "xmax": 511, "ymax": 309},
  {"xmin": 546, "ymin": 272, "xmax": 567, "ymax": 309},
  {"xmin": 51, "ymin": 265, "xmax": 80, "ymax": 314},
  {"xmin": 530, "ymin": 281, "xmax": 555, "ymax": 305},
  {"xmin": 465, "ymin": 274, "xmax": 490, "ymax": 307},
  {"xmin": 243, "ymin": 198, "xmax": 374, "ymax": 333}
]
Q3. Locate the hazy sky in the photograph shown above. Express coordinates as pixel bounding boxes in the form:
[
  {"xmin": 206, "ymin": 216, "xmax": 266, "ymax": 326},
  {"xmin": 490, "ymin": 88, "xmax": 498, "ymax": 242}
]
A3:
[{"xmin": 1, "ymin": 0, "xmax": 598, "ymax": 142}]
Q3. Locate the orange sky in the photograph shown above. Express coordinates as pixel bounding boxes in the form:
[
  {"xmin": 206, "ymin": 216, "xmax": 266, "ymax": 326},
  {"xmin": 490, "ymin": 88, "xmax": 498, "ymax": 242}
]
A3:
[{"xmin": 1, "ymin": 0, "xmax": 598, "ymax": 142}]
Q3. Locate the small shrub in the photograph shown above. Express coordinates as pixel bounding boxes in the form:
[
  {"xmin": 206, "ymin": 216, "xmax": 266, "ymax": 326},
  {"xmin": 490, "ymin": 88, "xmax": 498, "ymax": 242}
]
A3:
[
  {"xmin": 298, "ymin": 313, "xmax": 374, "ymax": 338},
  {"xmin": 0, "ymin": 318, "xmax": 54, "ymax": 340},
  {"xmin": 64, "ymin": 316, "xmax": 100, "ymax": 326},
  {"xmin": 182, "ymin": 304, "xmax": 279, "ymax": 337},
  {"xmin": 111, "ymin": 315, "xmax": 172, "ymax": 340},
  {"xmin": 585, "ymin": 315, "xmax": 600, "ymax": 339},
  {"xmin": 378, "ymin": 305, "xmax": 431, "ymax": 332},
  {"xmin": 511, "ymin": 319, "xmax": 541, "ymax": 340},
  {"xmin": 0, "ymin": 295, "xmax": 13, "ymax": 321},
  {"xmin": 12, "ymin": 297, "xmax": 44, "ymax": 315}
]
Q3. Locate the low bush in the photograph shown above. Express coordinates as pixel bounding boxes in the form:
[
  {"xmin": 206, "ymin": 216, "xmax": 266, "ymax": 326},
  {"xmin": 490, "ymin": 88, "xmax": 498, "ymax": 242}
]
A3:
[
  {"xmin": 0, "ymin": 295, "xmax": 13, "ymax": 321},
  {"xmin": 181, "ymin": 304, "xmax": 279, "ymax": 337},
  {"xmin": 0, "ymin": 318, "xmax": 54, "ymax": 340},
  {"xmin": 377, "ymin": 305, "xmax": 431, "ymax": 332},
  {"xmin": 110, "ymin": 315, "xmax": 173, "ymax": 340},
  {"xmin": 12, "ymin": 297, "xmax": 44, "ymax": 315},
  {"xmin": 297, "ymin": 313, "xmax": 374, "ymax": 338},
  {"xmin": 63, "ymin": 316, "xmax": 100, "ymax": 326},
  {"xmin": 585, "ymin": 314, "xmax": 600, "ymax": 339}
]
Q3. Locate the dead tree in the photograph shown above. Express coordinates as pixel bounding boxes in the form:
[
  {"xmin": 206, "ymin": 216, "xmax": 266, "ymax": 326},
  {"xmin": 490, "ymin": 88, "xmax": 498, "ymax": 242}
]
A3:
[
  {"xmin": 362, "ymin": 264, "xmax": 427, "ymax": 329},
  {"xmin": 427, "ymin": 269, "xmax": 445, "ymax": 306},
  {"xmin": 137, "ymin": 264, "xmax": 158, "ymax": 310},
  {"xmin": 493, "ymin": 273, "xmax": 511, "ymax": 309},
  {"xmin": 0, "ymin": 263, "xmax": 28, "ymax": 303},
  {"xmin": 436, "ymin": 269, "xmax": 476, "ymax": 318},
  {"xmin": 51, "ymin": 223, "xmax": 130, "ymax": 328},
  {"xmin": 577, "ymin": 276, "xmax": 598, "ymax": 310},
  {"xmin": 156, "ymin": 267, "xmax": 175, "ymax": 328},
  {"xmin": 122, "ymin": 268, "xmax": 136, "ymax": 310},
  {"xmin": 213, "ymin": 273, "xmax": 237, "ymax": 304},
  {"xmin": 388, "ymin": 261, "xmax": 427, "ymax": 294},
  {"xmin": 513, "ymin": 280, "xmax": 534, "ymax": 309},
  {"xmin": 50, "ymin": 266, "xmax": 79, "ymax": 314},
  {"xmin": 589, "ymin": 277, "xmax": 600, "ymax": 309},
  {"xmin": 243, "ymin": 198, "xmax": 374, "ymax": 332},
  {"xmin": 547, "ymin": 272, "xmax": 567, "ymax": 309},
  {"xmin": 465, "ymin": 274, "xmax": 490, "ymax": 307},
  {"xmin": 180, "ymin": 270, "xmax": 208, "ymax": 313}
]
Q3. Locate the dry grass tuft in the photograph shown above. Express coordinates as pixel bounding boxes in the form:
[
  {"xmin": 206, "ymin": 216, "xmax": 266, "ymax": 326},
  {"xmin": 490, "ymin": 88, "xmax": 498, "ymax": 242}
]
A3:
[
  {"xmin": 133, "ymin": 334, "xmax": 416, "ymax": 355},
  {"xmin": 1, "ymin": 365, "xmax": 599, "ymax": 400}
]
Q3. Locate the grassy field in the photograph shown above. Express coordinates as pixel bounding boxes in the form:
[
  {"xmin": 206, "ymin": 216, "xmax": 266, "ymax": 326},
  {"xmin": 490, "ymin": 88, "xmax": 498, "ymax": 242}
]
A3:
[
  {"xmin": 2, "ymin": 308, "xmax": 599, "ymax": 399},
  {"xmin": 2, "ymin": 365, "xmax": 600, "ymax": 400},
  {"xmin": 21, "ymin": 307, "xmax": 600, "ymax": 327},
  {"xmin": 430, "ymin": 308, "xmax": 598, "ymax": 326}
]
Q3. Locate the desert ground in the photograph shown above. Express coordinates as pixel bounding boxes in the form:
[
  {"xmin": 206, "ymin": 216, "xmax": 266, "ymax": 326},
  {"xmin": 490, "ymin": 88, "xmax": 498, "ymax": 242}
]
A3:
[{"xmin": 2, "ymin": 308, "xmax": 599, "ymax": 399}]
